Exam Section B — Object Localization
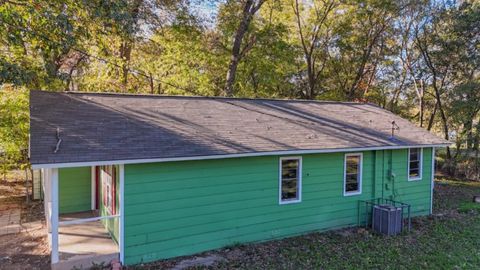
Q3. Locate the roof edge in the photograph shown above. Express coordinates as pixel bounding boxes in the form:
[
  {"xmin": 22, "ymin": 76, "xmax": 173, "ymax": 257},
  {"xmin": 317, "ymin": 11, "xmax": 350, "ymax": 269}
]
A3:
[
  {"xmin": 31, "ymin": 143, "xmax": 451, "ymax": 169},
  {"xmin": 31, "ymin": 90, "xmax": 364, "ymax": 105}
]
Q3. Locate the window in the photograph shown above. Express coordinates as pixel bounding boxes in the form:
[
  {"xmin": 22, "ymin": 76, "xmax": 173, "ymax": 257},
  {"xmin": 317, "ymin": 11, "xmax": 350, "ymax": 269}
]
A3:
[
  {"xmin": 344, "ymin": 153, "xmax": 362, "ymax": 196},
  {"xmin": 279, "ymin": 157, "xmax": 302, "ymax": 204},
  {"xmin": 102, "ymin": 165, "xmax": 116, "ymax": 214},
  {"xmin": 408, "ymin": 148, "xmax": 423, "ymax": 181}
]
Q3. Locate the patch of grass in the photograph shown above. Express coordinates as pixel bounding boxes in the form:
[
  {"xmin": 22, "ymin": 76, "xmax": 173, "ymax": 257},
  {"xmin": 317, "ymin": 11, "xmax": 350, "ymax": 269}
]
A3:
[
  {"xmin": 131, "ymin": 179, "xmax": 480, "ymax": 270},
  {"xmin": 433, "ymin": 178, "xmax": 480, "ymax": 212},
  {"xmin": 459, "ymin": 202, "xmax": 480, "ymax": 213}
]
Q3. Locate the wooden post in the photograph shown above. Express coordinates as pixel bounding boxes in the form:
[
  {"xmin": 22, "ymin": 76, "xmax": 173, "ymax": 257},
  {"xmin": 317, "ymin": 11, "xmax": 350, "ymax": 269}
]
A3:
[
  {"xmin": 25, "ymin": 168, "xmax": 30, "ymax": 204},
  {"xmin": 51, "ymin": 168, "xmax": 59, "ymax": 264}
]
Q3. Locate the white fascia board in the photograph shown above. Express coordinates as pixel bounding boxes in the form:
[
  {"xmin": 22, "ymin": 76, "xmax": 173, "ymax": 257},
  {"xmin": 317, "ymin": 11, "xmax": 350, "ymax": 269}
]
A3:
[{"xmin": 31, "ymin": 143, "xmax": 451, "ymax": 169}]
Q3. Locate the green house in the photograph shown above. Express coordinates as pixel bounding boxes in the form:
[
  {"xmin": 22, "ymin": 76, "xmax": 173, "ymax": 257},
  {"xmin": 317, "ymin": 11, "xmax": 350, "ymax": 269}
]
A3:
[{"xmin": 29, "ymin": 91, "xmax": 449, "ymax": 269}]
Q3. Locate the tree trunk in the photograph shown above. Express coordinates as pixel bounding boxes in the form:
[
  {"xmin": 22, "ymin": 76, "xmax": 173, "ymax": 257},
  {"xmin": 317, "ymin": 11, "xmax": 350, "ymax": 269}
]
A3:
[
  {"xmin": 119, "ymin": 0, "xmax": 143, "ymax": 92},
  {"xmin": 419, "ymin": 80, "xmax": 426, "ymax": 127},
  {"xmin": 120, "ymin": 41, "xmax": 133, "ymax": 91},
  {"xmin": 416, "ymin": 33, "xmax": 451, "ymax": 158},
  {"xmin": 432, "ymin": 82, "xmax": 451, "ymax": 159},
  {"xmin": 292, "ymin": 0, "xmax": 335, "ymax": 100},
  {"xmin": 157, "ymin": 82, "xmax": 162, "ymax": 95},
  {"xmin": 149, "ymin": 73, "xmax": 154, "ymax": 94},
  {"xmin": 225, "ymin": 0, "xmax": 265, "ymax": 97},
  {"xmin": 427, "ymin": 101, "xmax": 438, "ymax": 131},
  {"xmin": 464, "ymin": 119, "xmax": 473, "ymax": 150},
  {"xmin": 306, "ymin": 57, "xmax": 315, "ymax": 99},
  {"xmin": 348, "ymin": 24, "xmax": 385, "ymax": 100},
  {"xmin": 420, "ymin": 96, "xmax": 424, "ymax": 127}
]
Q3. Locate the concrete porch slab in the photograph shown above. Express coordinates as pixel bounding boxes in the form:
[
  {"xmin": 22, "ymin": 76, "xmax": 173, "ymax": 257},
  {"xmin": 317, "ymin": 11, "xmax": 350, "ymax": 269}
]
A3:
[
  {"xmin": 52, "ymin": 253, "xmax": 118, "ymax": 270},
  {"xmin": 53, "ymin": 211, "xmax": 119, "ymax": 270}
]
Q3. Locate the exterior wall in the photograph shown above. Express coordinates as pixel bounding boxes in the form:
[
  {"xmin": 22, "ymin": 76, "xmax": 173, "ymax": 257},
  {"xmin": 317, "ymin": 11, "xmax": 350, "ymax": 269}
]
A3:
[
  {"xmin": 99, "ymin": 165, "xmax": 120, "ymax": 244},
  {"xmin": 123, "ymin": 148, "xmax": 433, "ymax": 265},
  {"xmin": 390, "ymin": 148, "xmax": 433, "ymax": 216},
  {"xmin": 58, "ymin": 167, "xmax": 91, "ymax": 214}
]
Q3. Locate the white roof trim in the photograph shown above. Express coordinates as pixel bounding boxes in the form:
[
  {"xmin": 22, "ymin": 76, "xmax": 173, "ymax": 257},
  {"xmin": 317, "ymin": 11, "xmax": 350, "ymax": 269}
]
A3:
[{"xmin": 31, "ymin": 143, "xmax": 451, "ymax": 169}]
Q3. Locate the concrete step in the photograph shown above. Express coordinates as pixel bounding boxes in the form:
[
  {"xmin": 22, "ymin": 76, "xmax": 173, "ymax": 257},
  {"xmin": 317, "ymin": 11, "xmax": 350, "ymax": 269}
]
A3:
[{"xmin": 52, "ymin": 253, "xmax": 119, "ymax": 270}]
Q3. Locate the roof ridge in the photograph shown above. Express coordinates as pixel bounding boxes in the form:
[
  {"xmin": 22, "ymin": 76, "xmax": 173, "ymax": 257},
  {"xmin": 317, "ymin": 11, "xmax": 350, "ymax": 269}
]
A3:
[{"xmin": 33, "ymin": 90, "xmax": 364, "ymax": 105}]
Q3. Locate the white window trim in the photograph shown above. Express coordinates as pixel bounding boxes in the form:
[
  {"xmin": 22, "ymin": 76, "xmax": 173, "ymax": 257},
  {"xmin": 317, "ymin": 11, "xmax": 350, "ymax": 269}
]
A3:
[
  {"xmin": 343, "ymin": 153, "xmax": 363, "ymax": 196},
  {"xmin": 279, "ymin": 156, "xmax": 302, "ymax": 205},
  {"xmin": 408, "ymin": 148, "xmax": 423, "ymax": 181}
]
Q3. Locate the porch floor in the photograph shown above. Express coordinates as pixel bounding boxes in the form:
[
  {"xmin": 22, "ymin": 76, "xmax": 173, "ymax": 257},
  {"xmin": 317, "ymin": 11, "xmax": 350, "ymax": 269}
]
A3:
[{"xmin": 55, "ymin": 211, "xmax": 118, "ymax": 270}]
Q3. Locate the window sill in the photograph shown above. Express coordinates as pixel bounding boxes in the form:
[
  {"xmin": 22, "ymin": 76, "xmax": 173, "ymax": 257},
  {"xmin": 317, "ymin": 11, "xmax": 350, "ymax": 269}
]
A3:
[
  {"xmin": 344, "ymin": 191, "xmax": 362, "ymax": 197},
  {"xmin": 408, "ymin": 177, "xmax": 422, "ymax": 181},
  {"xmin": 279, "ymin": 199, "xmax": 301, "ymax": 205}
]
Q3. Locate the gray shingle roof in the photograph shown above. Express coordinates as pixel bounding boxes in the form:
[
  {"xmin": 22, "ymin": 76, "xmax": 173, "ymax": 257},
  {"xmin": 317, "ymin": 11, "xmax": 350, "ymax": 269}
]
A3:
[{"xmin": 29, "ymin": 91, "xmax": 449, "ymax": 166}]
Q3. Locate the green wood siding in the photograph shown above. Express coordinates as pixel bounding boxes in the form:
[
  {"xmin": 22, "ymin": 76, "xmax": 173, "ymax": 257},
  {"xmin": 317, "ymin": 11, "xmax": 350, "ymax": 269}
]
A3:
[
  {"xmin": 59, "ymin": 167, "xmax": 91, "ymax": 214},
  {"xmin": 123, "ymin": 148, "xmax": 433, "ymax": 265},
  {"xmin": 391, "ymin": 148, "xmax": 433, "ymax": 216}
]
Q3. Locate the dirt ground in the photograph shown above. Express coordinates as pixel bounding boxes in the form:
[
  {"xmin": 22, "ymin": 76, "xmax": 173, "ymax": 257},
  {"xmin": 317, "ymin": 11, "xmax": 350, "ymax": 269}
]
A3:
[{"xmin": 0, "ymin": 170, "xmax": 50, "ymax": 270}]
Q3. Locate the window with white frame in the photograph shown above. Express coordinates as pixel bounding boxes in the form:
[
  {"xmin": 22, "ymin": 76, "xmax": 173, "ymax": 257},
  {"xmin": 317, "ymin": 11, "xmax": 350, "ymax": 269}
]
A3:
[
  {"xmin": 344, "ymin": 153, "xmax": 362, "ymax": 196},
  {"xmin": 279, "ymin": 157, "xmax": 302, "ymax": 204},
  {"xmin": 408, "ymin": 148, "xmax": 423, "ymax": 180}
]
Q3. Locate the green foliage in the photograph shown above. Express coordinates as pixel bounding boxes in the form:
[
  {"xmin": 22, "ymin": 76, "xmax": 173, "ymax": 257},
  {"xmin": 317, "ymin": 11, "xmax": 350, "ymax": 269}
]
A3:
[
  {"xmin": 0, "ymin": 0, "xmax": 478, "ymax": 174},
  {"xmin": 0, "ymin": 85, "xmax": 29, "ymax": 176},
  {"xmin": 0, "ymin": 0, "xmax": 91, "ymax": 89},
  {"xmin": 235, "ymin": 8, "xmax": 298, "ymax": 97}
]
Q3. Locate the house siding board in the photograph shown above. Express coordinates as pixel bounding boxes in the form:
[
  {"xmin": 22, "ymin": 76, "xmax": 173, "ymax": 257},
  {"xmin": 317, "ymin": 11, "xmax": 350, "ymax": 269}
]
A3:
[
  {"xmin": 58, "ymin": 167, "xmax": 91, "ymax": 214},
  {"xmin": 123, "ymin": 148, "xmax": 434, "ymax": 265}
]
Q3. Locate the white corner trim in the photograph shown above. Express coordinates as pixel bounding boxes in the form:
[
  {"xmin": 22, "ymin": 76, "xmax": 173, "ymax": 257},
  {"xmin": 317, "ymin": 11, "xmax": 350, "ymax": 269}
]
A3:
[
  {"xmin": 278, "ymin": 156, "xmax": 302, "ymax": 205},
  {"xmin": 408, "ymin": 148, "xmax": 423, "ymax": 181},
  {"xmin": 119, "ymin": 164, "xmax": 125, "ymax": 264},
  {"xmin": 343, "ymin": 153, "xmax": 363, "ymax": 196},
  {"xmin": 430, "ymin": 148, "xmax": 436, "ymax": 214},
  {"xmin": 31, "ymin": 144, "xmax": 451, "ymax": 169}
]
